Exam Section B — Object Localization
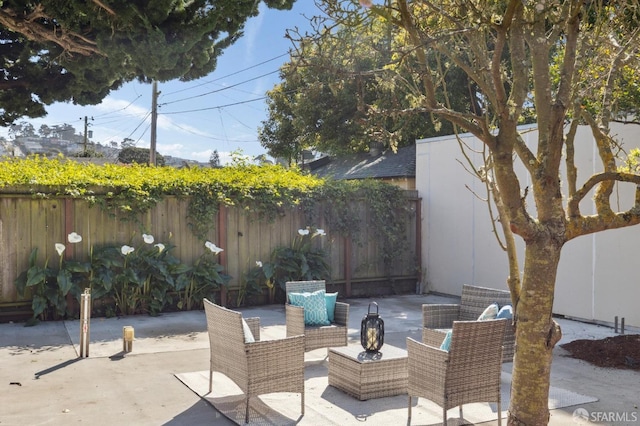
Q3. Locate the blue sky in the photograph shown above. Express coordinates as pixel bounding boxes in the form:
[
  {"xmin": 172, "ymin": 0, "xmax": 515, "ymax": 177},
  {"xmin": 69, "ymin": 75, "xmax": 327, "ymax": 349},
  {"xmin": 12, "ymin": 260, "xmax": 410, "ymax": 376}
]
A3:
[{"xmin": 2, "ymin": 2, "xmax": 322, "ymax": 164}]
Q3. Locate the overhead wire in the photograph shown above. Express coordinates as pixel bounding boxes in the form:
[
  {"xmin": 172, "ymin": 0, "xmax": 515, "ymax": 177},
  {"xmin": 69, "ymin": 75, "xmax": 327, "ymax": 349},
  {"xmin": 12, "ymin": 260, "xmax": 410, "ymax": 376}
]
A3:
[
  {"xmin": 161, "ymin": 52, "xmax": 290, "ymax": 97},
  {"xmin": 161, "ymin": 87, "xmax": 297, "ymax": 115},
  {"xmin": 171, "ymin": 121, "xmax": 257, "ymax": 142},
  {"xmin": 21, "ymin": 51, "xmax": 294, "ymax": 149},
  {"xmin": 161, "ymin": 95, "xmax": 270, "ymax": 115},
  {"xmin": 125, "ymin": 111, "xmax": 152, "ymax": 141},
  {"xmin": 159, "ymin": 70, "xmax": 279, "ymax": 106},
  {"xmin": 90, "ymin": 95, "xmax": 144, "ymax": 120}
]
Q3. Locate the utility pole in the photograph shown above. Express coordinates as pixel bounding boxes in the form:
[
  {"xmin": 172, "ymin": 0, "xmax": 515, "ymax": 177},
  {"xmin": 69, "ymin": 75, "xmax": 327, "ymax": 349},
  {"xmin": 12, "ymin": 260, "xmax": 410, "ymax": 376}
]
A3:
[
  {"xmin": 150, "ymin": 81, "xmax": 159, "ymax": 166},
  {"xmin": 82, "ymin": 116, "xmax": 93, "ymax": 156}
]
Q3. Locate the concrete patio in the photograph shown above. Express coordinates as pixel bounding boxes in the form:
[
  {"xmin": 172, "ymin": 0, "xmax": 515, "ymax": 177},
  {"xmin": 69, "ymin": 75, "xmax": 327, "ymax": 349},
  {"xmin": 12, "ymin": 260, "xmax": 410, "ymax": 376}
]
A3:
[{"xmin": 1, "ymin": 293, "xmax": 638, "ymax": 425}]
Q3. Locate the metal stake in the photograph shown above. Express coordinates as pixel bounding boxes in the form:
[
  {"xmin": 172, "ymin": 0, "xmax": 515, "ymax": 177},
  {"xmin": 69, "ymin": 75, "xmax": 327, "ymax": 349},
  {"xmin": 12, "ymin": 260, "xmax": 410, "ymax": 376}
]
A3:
[{"xmin": 79, "ymin": 288, "xmax": 91, "ymax": 357}]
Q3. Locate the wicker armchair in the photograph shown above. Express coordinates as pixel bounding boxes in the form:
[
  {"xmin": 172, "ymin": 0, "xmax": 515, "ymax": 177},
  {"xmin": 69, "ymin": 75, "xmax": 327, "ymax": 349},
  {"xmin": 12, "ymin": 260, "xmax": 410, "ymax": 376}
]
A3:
[
  {"xmin": 422, "ymin": 284, "xmax": 515, "ymax": 362},
  {"xmin": 203, "ymin": 299, "xmax": 305, "ymax": 423},
  {"xmin": 285, "ymin": 280, "xmax": 349, "ymax": 352},
  {"xmin": 407, "ymin": 319, "xmax": 507, "ymax": 426}
]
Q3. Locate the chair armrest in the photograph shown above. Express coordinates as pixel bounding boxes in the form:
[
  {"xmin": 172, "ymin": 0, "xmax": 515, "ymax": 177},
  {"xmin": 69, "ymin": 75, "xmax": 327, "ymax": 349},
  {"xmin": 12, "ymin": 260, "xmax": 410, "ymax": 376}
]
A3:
[
  {"xmin": 422, "ymin": 304, "xmax": 460, "ymax": 329},
  {"xmin": 246, "ymin": 335, "xmax": 305, "ymax": 378},
  {"xmin": 407, "ymin": 337, "xmax": 448, "ymax": 392},
  {"xmin": 245, "ymin": 317, "xmax": 261, "ymax": 341},
  {"xmin": 333, "ymin": 301, "xmax": 349, "ymax": 326},
  {"xmin": 422, "ymin": 328, "xmax": 448, "ymax": 348},
  {"xmin": 285, "ymin": 304, "xmax": 305, "ymax": 337}
]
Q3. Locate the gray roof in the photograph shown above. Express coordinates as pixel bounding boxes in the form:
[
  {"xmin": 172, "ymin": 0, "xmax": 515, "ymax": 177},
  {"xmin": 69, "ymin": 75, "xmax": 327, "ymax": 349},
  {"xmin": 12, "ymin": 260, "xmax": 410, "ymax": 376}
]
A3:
[{"xmin": 308, "ymin": 145, "xmax": 415, "ymax": 180}]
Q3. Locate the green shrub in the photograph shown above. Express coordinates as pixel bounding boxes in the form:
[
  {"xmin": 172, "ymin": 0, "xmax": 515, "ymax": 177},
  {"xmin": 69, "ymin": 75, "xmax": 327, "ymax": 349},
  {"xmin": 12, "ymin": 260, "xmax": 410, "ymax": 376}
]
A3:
[{"xmin": 15, "ymin": 231, "xmax": 230, "ymax": 322}]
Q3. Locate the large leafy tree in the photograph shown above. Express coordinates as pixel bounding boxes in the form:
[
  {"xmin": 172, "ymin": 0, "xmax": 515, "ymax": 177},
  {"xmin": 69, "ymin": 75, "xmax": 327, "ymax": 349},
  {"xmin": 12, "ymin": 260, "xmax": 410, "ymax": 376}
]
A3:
[
  {"xmin": 303, "ymin": 1, "xmax": 640, "ymax": 425},
  {"xmin": 259, "ymin": 11, "xmax": 481, "ymax": 161},
  {"xmin": 0, "ymin": 0, "xmax": 296, "ymax": 125}
]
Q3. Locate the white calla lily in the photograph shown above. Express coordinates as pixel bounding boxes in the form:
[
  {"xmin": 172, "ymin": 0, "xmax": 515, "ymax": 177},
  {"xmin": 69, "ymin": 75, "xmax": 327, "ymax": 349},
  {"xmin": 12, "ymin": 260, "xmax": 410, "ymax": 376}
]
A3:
[
  {"xmin": 298, "ymin": 228, "xmax": 310, "ymax": 236},
  {"xmin": 314, "ymin": 229, "xmax": 326, "ymax": 236},
  {"xmin": 205, "ymin": 241, "xmax": 224, "ymax": 254},
  {"xmin": 155, "ymin": 243, "xmax": 165, "ymax": 253},
  {"xmin": 121, "ymin": 245, "xmax": 135, "ymax": 256},
  {"xmin": 68, "ymin": 232, "xmax": 82, "ymax": 243},
  {"xmin": 142, "ymin": 234, "xmax": 154, "ymax": 244},
  {"xmin": 256, "ymin": 261, "xmax": 263, "ymax": 267},
  {"xmin": 55, "ymin": 243, "xmax": 66, "ymax": 256}
]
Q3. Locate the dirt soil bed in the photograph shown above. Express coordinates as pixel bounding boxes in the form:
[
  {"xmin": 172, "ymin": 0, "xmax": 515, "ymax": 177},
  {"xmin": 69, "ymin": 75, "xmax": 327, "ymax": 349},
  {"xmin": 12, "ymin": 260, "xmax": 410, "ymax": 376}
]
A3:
[{"xmin": 560, "ymin": 334, "xmax": 640, "ymax": 369}]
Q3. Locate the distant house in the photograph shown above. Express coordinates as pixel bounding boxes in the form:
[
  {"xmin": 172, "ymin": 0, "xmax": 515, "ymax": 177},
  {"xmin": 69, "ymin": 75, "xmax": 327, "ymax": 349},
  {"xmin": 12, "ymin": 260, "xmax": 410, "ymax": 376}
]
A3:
[{"xmin": 306, "ymin": 145, "xmax": 416, "ymax": 190}]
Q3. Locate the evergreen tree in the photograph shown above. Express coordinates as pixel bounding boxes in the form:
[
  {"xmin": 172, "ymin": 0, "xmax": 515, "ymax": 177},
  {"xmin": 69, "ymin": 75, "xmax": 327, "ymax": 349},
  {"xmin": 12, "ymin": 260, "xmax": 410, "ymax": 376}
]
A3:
[
  {"xmin": 0, "ymin": 0, "xmax": 297, "ymax": 125},
  {"xmin": 209, "ymin": 150, "xmax": 221, "ymax": 168}
]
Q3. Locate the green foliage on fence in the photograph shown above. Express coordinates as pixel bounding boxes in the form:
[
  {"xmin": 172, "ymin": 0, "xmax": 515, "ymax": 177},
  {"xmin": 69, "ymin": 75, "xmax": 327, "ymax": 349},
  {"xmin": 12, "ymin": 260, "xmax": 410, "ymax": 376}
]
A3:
[
  {"xmin": 0, "ymin": 156, "xmax": 409, "ymax": 250},
  {"xmin": 0, "ymin": 155, "xmax": 324, "ymax": 238}
]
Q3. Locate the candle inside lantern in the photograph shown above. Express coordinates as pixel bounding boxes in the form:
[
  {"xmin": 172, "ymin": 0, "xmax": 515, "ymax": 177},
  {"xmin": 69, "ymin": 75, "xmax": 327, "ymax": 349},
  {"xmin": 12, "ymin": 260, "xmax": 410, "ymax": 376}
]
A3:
[{"xmin": 367, "ymin": 328, "xmax": 377, "ymax": 350}]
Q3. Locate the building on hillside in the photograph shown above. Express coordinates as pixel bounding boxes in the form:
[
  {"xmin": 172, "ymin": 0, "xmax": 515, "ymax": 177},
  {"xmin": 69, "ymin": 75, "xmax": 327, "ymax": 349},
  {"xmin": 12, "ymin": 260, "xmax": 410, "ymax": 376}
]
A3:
[{"xmin": 306, "ymin": 144, "xmax": 416, "ymax": 190}]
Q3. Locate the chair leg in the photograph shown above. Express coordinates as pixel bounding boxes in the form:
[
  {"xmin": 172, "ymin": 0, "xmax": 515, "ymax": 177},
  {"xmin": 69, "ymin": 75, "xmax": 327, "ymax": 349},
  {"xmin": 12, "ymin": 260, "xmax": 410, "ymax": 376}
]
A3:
[
  {"xmin": 301, "ymin": 391, "xmax": 305, "ymax": 416},
  {"xmin": 245, "ymin": 397, "xmax": 250, "ymax": 424},
  {"xmin": 407, "ymin": 396, "xmax": 412, "ymax": 424},
  {"xmin": 443, "ymin": 406, "xmax": 447, "ymax": 425},
  {"xmin": 208, "ymin": 367, "xmax": 213, "ymax": 393},
  {"xmin": 497, "ymin": 400, "xmax": 502, "ymax": 426},
  {"xmin": 459, "ymin": 405, "xmax": 463, "ymax": 420}
]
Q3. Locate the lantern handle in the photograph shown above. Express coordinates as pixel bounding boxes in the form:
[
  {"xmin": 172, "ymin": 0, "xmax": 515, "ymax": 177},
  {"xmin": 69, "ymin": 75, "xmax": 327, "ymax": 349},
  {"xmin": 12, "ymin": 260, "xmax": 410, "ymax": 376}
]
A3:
[{"xmin": 368, "ymin": 301, "xmax": 378, "ymax": 315}]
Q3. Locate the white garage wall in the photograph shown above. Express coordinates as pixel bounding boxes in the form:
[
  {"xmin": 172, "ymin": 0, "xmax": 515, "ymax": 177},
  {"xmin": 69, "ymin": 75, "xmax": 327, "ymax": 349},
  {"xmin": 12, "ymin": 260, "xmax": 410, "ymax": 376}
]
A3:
[{"xmin": 416, "ymin": 123, "xmax": 640, "ymax": 327}]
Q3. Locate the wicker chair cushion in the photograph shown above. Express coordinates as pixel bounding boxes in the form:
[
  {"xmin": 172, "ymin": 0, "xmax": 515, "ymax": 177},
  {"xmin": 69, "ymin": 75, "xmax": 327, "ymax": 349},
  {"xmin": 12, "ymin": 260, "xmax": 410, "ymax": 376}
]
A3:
[
  {"xmin": 289, "ymin": 290, "xmax": 331, "ymax": 326},
  {"xmin": 241, "ymin": 318, "xmax": 255, "ymax": 343},
  {"xmin": 326, "ymin": 292, "xmax": 338, "ymax": 322},
  {"xmin": 477, "ymin": 302, "xmax": 499, "ymax": 321},
  {"xmin": 439, "ymin": 329, "xmax": 453, "ymax": 351},
  {"xmin": 497, "ymin": 304, "xmax": 513, "ymax": 319}
]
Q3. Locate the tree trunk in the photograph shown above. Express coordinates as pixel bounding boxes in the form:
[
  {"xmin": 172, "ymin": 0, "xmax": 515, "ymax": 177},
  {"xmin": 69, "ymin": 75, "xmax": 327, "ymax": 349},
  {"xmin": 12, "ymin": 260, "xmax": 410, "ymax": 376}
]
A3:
[{"xmin": 508, "ymin": 239, "xmax": 563, "ymax": 425}]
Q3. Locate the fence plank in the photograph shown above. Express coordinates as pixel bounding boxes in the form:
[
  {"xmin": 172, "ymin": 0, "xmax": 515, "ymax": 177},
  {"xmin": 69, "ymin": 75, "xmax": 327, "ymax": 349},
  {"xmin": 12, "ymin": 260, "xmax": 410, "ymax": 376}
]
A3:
[{"xmin": 0, "ymin": 192, "xmax": 419, "ymax": 311}]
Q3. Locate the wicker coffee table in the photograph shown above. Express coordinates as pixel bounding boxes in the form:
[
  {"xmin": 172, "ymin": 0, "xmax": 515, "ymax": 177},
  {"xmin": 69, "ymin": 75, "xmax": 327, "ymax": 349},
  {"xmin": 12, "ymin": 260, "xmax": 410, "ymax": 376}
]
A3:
[{"xmin": 328, "ymin": 344, "xmax": 408, "ymax": 400}]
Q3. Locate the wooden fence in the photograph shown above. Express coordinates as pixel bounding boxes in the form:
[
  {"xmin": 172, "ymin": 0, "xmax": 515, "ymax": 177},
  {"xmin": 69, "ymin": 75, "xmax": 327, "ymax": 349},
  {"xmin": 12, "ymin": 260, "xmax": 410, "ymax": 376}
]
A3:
[{"xmin": 0, "ymin": 189, "xmax": 420, "ymax": 317}]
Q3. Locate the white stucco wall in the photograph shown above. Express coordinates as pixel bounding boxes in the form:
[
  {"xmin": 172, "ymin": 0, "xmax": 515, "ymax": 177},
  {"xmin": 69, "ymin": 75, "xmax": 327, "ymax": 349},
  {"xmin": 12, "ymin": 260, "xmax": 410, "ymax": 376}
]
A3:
[{"xmin": 416, "ymin": 123, "xmax": 640, "ymax": 327}]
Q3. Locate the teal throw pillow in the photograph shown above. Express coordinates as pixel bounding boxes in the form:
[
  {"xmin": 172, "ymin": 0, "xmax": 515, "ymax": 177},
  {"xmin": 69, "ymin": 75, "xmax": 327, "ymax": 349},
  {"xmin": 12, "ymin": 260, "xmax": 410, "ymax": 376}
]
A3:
[
  {"xmin": 439, "ymin": 329, "xmax": 452, "ymax": 352},
  {"xmin": 497, "ymin": 304, "xmax": 513, "ymax": 319},
  {"xmin": 325, "ymin": 292, "xmax": 338, "ymax": 322},
  {"xmin": 477, "ymin": 302, "xmax": 499, "ymax": 321},
  {"xmin": 289, "ymin": 290, "xmax": 330, "ymax": 326}
]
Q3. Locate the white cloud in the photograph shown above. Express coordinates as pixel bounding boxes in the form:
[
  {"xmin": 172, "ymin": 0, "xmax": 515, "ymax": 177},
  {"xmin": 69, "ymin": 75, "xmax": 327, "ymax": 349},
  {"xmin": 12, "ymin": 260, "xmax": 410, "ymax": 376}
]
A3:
[
  {"xmin": 98, "ymin": 97, "xmax": 149, "ymax": 120},
  {"xmin": 157, "ymin": 143, "xmax": 185, "ymax": 157},
  {"xmin": 243, "ymin": 3, "xmax": 266, "ymax": 60}
]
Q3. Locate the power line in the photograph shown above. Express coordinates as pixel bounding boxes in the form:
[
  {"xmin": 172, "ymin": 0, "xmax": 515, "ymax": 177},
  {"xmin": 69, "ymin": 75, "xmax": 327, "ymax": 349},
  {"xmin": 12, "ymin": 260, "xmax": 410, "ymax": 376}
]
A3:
[
  {"xmin": 91, "ymin": 95, "xmax": 143, "ymax": 120},
  {"xmin": 161, "ymin": 88, "xmax": 297, "ymax": 115},
  {"xmin": 161, "ymin": 52, "xmax": 290, "ymax": 97},
  {"xmin": 125, "ymin": 111, "xmax": 152, "ymax": 141},
  {"xmin": 160, "ymin": 70, "xmax": 279, "ymax": 106},
  {"xmin": 220, "ymin": 108, "xmax": 255, "ymax": 131},
  {"xmin": 170, "ymin": 121, "xmax": 257, "ymax": 142},
  {"xmin": 160, "ymin": 95, "xmax": 270, "ymax": 115}
]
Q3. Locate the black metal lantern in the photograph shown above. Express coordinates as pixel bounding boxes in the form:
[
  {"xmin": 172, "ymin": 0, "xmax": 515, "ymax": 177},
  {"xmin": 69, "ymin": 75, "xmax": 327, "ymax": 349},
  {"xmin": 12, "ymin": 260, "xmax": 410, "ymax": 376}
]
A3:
[{"xmin": 360, "ymin": 302, "xmax": 384, "ymax": 352}]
